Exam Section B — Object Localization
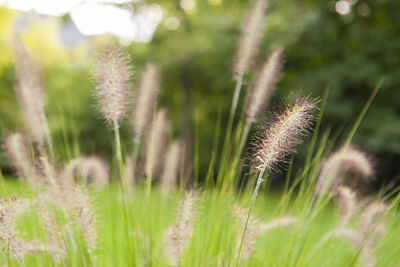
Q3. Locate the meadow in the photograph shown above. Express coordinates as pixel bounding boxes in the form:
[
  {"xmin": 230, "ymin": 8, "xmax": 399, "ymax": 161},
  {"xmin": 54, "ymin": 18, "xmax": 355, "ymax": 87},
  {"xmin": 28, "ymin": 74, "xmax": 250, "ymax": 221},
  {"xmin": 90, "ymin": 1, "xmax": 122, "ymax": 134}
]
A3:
[{"xmin": 1, "ymin": 1, "xmax": 400, "ymax": 266}]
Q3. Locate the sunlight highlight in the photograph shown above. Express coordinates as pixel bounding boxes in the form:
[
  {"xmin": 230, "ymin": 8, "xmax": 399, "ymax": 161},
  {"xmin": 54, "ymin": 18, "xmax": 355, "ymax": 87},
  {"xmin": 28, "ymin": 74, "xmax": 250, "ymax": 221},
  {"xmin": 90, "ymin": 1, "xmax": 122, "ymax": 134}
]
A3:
[{"xmin": 1, "ymin": 0, "xmax": 163, "ymax": 43}]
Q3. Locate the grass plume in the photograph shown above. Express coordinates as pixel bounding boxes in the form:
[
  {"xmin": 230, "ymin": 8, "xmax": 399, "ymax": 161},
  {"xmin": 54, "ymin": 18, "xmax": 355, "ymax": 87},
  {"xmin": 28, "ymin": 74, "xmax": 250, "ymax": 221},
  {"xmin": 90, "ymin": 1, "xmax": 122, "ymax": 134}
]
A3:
[
  {"xmin": 316, "ymin": 145, "xmax": 374, "ymax": 196},
  {"xmin": 161, "ymin": 140, "xmax": 182, "ymax": 196},
  {"xmin": 145, "ymin": 109, "xmax": 168, "ymax": 185},
  {"xmin": 237, "ymin": 96, "xmax": 318, "ymax": 265},
  {"xmin": 132, "ymin": 63, "xmax": 160, "ymax": 142},
  {"xmin": 3, "ymin": 133, "xmax": 36, "ymax": 183},
  {"xmin": 12, "ymin": 35, "xmax": 52, "ymax": 154},
  {"xmin": 63, "ymin": 156, "xmax": 110, "ymax": 189},
  {"xmin": 92, "ymin": 45, "xmax": 132, "ymax": 128},
  {"xmin": 246, "ymin": 48, "xmax": 284, "ymax": 123},
  {"xmin": 233, "ymin": 0, "xmax": 267, "ymax": 78},
  {"xmin": 163, "ymin": 191, "xmax": 197, "ymax": 266}
]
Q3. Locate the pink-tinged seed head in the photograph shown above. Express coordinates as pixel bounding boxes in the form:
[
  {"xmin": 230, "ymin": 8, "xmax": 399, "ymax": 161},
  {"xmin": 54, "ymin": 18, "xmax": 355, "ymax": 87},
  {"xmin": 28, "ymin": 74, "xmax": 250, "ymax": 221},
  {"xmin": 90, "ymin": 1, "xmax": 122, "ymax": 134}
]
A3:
[
  {"xmin": 246, "ymin": 48, "xmax": 284, "ymax": 123},
  {"xmin": 63, "ymin": 156, "xmax": 110, "ymax": 190},
  {"xmin": 12, "ymin": 36, "xmax": 48, "ymax": 147},
  {"xmin": 71, "ymin": 187, "xmax": 98, "ymax": 252},
  {"xmin": 233, "ymin": 0, "xmax": 267, "ymax": 78},
  {"xmin": 3, "ymin": 133, "xmax": 33, "ymax": 181},
  {"xmin": 334, "ymin": 186, "xmax": 358, "ymax": 229},
  {"xmin": 161, "ymin": 140, "xmax": 183, "ymax": 196},
  {"xmin": 234, "ymin": 205, "xmax": 297, "ymax": 261},
  {"xmin": 250, "ymin": 96, "xmax": 318, "ymax": 172},
  {"xmin": 164, "ymin": 191, "xmax": 197, "ymax": 266},
  {"xmin": 316, "ymin": 145, "xmax": 374, "ymax": 195},
  {"xmin": 92, "ymin": 45, "xmax": 133, "ymax": 127},
  {"xmin": 259, "ymin": 215, "xmax": 298, "ymax": 231},
  {"xmin": 132, "ymin": 63, "xmax": 160, "ymax": 142},
  {"xmin": 145, "ymin": 109, "xmax": 168, "ymax": 178}
]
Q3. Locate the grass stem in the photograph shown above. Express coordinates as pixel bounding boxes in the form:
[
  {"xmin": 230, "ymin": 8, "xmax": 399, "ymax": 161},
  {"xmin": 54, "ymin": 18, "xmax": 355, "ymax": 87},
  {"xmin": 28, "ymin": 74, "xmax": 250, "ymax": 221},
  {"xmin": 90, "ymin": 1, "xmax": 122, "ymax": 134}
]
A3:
[{"xmin": 236, "ymin": 164, "xmax": 267, "ymax": 265}]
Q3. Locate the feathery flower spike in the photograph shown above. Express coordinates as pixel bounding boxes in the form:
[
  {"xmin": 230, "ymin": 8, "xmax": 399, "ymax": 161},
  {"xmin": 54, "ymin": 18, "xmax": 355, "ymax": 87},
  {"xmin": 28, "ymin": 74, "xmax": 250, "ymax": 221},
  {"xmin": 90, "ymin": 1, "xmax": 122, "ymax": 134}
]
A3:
[
  {"xmin": 0, "ymin": 197, "xmax": 33, "ymax": 262},
  {"xmin": 12, "ymin": 36, "xmax": 51, "ymax": 150},
  {"xmin": 316, "ymin": 145, "xmax": 373, "ymax": 195},
  {"xmin": 234, "ymin": 205, "xmax": 298, "ymax": 261},
  {"xmin": 233, "ymin": 0, "xmax": 267, "ymax": 78},
  {"xmin": 63, "ymin": 156, "xmax": 110, "ymax": 189},
  {"xmin": 259, "ymin": 215, "xmax": 298, "ymax": 231},
  {"xmin": 161, "ymin": 140, "xmax": 182, "ymax": 196},
  {"xmin": 335, "ymin": 186, "xmax": 358, "ymax": 229},
  {"xmin": 71, "ymin": 187, "xmax": 98, "ymax": 253},
  {"xmin": 3, "ymin": 133, "xmax": 36, "ymax": 183},
  {"xmin": 246, "ymin": 48, "xmax": 284, "ymax": 123},
  {"xmin": 250, "ymin": 96, "xmax": 318, "ymax": 172},
  {"xmin": 92, "ymin": 45, "xmax": 132, "ymax": 128},
  {"xmin": 234, "ymin": 205, "xmax": 262, "ymax": 261},
  {"xmin": 132, "ymin": 63, "xmax": 160, "ymax": 142},
  {"xmin": 164, "ymin": 191, "xmax": 197, "ymax": 266},
  {"xmin": 237, "ymin": 96, "xmax": 317, "ymax": 264},
  {"xmin": 145, "ymin": 109, "xmax": 168, "ymax": 179}
]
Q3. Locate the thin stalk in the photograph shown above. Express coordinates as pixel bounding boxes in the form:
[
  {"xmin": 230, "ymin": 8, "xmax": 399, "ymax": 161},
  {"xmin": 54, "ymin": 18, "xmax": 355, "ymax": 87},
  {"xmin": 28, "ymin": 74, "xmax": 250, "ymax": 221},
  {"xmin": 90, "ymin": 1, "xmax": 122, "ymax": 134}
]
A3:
[
  {"xmin": 232, "ymin": 120, "xmax": 251, "ymax": 182},
  {"xmin": 236, "ymin": 164, "xmax": 267, "ymax": 265},
  {"xmin": 129, "ymin": 140, "xmax": 141, "ymax": 186},
  {"xmin": 113, "ymin": 121, "xmax": 128, "ymax": 193},
  {"xmin": 217, "ymin": 72, "xmax": 244, "ymax": 186},
  {"xmin": 230, "ymin": 73, "xmax": 245, "ymax": 121},
  {"xmin": 113, "ymin": 120, "xmax": 132, "ymax": 265},
  {"xmin": 205, "ymin": 109, "xmax": 222, "ymax": 188},
  {"xmin": 239, "ymin": 121, "xmax": 251, "ymax": 153},
  {"xmin": 194, "ymin": 108, "xmax": 200, "ymax": 186},
  {"xmin": 303, "ymin": 231, "xmax": 334, "ymax": 265},
  {"xmin": 344, "ymin": 77, "xmax": 384, "ymax": 147},
  {"xmin": 114, "ymin": 121, "xmax": 123, "ymax": 166},
  {"xmin": 304, "ymin": 88, "xmax": 329, "ymax": 170},
  {"xmin": 40, "ymin": 110, "xmax": 54, "ymax": 159}
]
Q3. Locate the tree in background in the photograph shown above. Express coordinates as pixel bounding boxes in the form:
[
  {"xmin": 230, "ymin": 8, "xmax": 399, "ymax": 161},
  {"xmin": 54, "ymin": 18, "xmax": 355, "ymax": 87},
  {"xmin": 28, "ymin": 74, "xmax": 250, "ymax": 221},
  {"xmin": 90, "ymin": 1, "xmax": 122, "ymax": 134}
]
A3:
[{"xmin": 0, "ymin": 0, "xmax": 399, "ymax": 184}]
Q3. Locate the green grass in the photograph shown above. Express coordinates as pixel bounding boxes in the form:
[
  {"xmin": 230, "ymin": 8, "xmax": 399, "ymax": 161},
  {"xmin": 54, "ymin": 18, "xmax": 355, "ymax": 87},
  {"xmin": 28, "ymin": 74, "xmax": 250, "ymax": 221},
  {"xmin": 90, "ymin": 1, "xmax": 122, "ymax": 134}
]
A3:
[
  {"xmin": 1, "ymin": 178, "xmax": 399, "ymax": 267},
  {"xmin": 2, "ymin": 20, "xmax": 398, "ymax": 267}
]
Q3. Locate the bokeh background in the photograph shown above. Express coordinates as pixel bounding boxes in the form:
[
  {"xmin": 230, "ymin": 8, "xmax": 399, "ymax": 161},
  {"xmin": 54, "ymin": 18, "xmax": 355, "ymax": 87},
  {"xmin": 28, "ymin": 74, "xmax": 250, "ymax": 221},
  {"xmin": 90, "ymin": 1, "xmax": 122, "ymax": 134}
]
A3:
[{"xmin": 0, "ymin": 0, "xmax": 399, "ymax": 185}]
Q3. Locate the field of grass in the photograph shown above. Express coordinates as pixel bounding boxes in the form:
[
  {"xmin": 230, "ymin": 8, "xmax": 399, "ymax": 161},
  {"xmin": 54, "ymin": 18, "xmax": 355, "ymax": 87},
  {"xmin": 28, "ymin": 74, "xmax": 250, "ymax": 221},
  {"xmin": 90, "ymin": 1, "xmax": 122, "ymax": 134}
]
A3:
[
  {"xmin": 0, "ymin": 178, "xmax": 399, "ymax": 267},
  {"xmin": 1, "ymin": 1, "xmax": 400, "ymax": 266}
]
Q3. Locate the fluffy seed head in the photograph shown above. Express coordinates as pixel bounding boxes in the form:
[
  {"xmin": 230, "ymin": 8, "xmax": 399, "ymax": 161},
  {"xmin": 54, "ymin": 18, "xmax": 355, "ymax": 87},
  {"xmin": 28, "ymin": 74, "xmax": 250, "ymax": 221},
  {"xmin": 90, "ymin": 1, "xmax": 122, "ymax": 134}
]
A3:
[
  {"xmin": 3, "ymin": 133, "xmax": 35, "ymax": 181},
  {"xmin": 0, "ymin": 197, "xmax": 36, "ymax": 262},
  {"xmin": 132, "ymin": 63, "xmax": 160, "ymax": 142},
  {"xmin": 36, "ymin": 156, "xmax": 59, "ymax": 189},
  {"xmin": 246, "ymin": 48, "xmax": 284, "ymax": 123},
  {"xmin": 358, "ymin": 202, "xmax": 388, "ymax": 235},
  {"xmin": 12, "ymin": 36, "xmax": 44, "ymax": 107},
  {"xmin": 333, "ymin": 228, "xmax": 360, "ymax": 247},
  {"xmin": 333, "ymin": 199, "xmax": 388, "ymax": 267},
  {"xmin": 92, "ymin": 45, "xmax": 132, "ymax": 127},
  {"xmin": 161, "ymin": 140, "xmax": 182, "ymax": 196},
  {"xmin": 234, "ymin": 205, "xmax": 262, "ymax": 261},
  {"xmin": 233, "ymin": 0, "xmax": 267, "ymax": 78},
  {"xmin": 12, "ymin": 36, "xmax": 47, "ymax": 146},
  {"xmin": 164, "ymin": 191, "xmax": 197, "ymax": 266},
  {"xmin": 145, "ymin": 109, "xmax": 168, "ymax": 178},
  {"xmin": 334, "ymin": 186, "xmax": 358, "ymax": 229},
  {"xmin": 259, "ymin": 215, "xmax": 298, "ymax": 231},
  {"xmin": 234, "ymin": 205, "xmax": 297, "ymax": 261},
  {"xmin": 316, "ymin": 145, "xmax": 374, "ymax": 196},
  {"xmin": 250, "ymin": 96, "xmax": 318, "ymax": 172},
  {"xmin": 63, "ymin": 156, "xmax": 110, "ymax": 189},
  {"xmin": 359, "ymin": 223, "xmax": 386, "ymax": 267},
  {"xmin": 71, "ymin": 187, "xmax": 98, "ymax": 253},
  {"xmin": 35, "ymin": 199, "xmax": 67, "ymax": 263}
]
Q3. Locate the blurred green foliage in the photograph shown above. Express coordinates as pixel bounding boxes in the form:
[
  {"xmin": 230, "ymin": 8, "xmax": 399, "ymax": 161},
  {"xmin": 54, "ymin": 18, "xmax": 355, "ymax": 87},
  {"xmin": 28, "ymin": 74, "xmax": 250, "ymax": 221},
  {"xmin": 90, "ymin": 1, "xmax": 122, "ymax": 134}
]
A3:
[{"xmin": 0, "ymin": 0, "xmax": 399, "ymax": 181}]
